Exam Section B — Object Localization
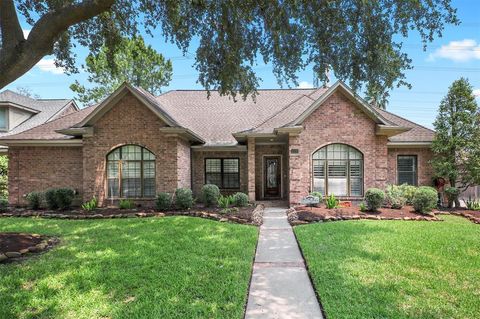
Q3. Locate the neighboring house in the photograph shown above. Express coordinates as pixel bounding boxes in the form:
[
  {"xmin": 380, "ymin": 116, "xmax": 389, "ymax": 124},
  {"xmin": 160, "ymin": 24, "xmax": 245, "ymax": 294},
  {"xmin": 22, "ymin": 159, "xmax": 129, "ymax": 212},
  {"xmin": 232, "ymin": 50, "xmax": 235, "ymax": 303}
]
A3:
[
  {"xmin": 0, "ymin": 90, "xmax": 79, "ymax": 153},
  {"xmin": 0, "ymin": 81, "xmax": 435, "ymax": 206}
]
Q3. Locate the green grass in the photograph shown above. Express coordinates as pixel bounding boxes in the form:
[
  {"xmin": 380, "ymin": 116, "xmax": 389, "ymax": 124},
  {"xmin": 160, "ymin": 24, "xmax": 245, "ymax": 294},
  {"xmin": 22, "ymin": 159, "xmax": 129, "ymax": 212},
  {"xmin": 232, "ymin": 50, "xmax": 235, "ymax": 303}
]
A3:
[
  {"xmin": 295, "ymin": 216, "xmax": 480, "ymax": 319},
  {"xmin": 0, "ymin": 217, "xmax": 258, "ymax": 319}
]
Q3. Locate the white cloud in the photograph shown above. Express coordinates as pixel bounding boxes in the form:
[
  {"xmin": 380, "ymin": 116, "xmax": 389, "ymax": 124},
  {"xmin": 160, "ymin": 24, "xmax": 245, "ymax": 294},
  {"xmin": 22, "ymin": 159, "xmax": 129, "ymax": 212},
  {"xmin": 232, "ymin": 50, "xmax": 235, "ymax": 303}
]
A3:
[
  {"xmin": 297, "ymin": 81, "xmax": 314, "ymax": 89},
  {"xmin": 22, "ymin": 29, "xmax": 30, "ymax": 38},
  {"xmin": 35, "ymin": 58, "xmax": 65, "ymax": 75},
  {"xmin": 473, "ymin": 89, "xmax": 480, "ymax": 98},
  {"xmin": 428, "ymin": 39, "xmax": 480, "ymax": 62}
]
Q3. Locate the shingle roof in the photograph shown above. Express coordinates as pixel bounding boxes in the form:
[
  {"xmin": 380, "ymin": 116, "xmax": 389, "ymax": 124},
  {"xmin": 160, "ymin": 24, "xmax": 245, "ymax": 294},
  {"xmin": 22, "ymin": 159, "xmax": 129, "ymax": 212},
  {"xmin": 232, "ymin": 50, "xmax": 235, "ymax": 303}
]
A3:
[
  {"xmin": 0, "ymin": 90, "xmax": 76, "ymax": 137},
  {"xmin": 0, "ymin": 85, "xmax": 435, "ymax": 145}
]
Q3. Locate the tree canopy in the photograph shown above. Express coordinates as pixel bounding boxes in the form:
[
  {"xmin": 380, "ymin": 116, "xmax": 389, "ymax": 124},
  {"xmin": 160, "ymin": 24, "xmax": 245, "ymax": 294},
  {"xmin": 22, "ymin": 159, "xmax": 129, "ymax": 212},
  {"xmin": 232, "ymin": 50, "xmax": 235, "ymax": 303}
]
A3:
[
  {"xmin": 431, "ymin": 78, "xmax": 480, "ymax": 193},
  {"xmin": 70, "ymin": 36, "xmax": 172, "ymax": 104},
  {"xmin": 0, "ymin": 0, "xmax": 458, "ymax": 103}
]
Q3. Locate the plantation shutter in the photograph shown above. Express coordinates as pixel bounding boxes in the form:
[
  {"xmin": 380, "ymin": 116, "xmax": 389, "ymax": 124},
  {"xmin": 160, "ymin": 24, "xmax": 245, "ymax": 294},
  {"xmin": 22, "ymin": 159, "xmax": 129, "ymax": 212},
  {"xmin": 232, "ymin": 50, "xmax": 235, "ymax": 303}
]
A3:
[{"xmin": 397, "ymin": 156, "xmax": 417, "ymax": 185}]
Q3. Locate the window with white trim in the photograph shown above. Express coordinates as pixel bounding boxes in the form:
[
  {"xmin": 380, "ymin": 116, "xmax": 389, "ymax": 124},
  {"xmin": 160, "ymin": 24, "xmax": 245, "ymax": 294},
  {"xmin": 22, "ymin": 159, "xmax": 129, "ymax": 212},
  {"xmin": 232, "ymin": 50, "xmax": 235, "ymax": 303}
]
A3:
[{"xmin": 312, "ymin": 144, "xmax": 363, "ymax": 196}]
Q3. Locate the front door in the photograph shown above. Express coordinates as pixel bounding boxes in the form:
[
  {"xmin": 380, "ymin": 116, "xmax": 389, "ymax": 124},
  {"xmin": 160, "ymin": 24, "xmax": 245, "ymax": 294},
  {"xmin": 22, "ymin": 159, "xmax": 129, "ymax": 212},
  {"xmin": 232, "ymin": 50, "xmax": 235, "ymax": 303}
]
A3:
[{"xmin": 264, "ymin": 156, "xmax": 281, "ymax": 198}]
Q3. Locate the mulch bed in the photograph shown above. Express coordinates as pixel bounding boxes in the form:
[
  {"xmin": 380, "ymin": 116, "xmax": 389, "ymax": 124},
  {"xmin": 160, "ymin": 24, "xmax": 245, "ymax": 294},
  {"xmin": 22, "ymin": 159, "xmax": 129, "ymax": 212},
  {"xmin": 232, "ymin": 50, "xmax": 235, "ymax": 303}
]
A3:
[
  {"xmin": 437, "ymin": 208, "xmax": 480, "ymax": 224},
  {"xmin": 0, "ymin": 204, "xmax": 263, "ymax": 225},
  {"xmin": 0, "ymin": 232, "xmax": 59, "ymax": 263},
  {"xmin": 289, "ymin": 205, "xmax": 440, "ymax": 225}
]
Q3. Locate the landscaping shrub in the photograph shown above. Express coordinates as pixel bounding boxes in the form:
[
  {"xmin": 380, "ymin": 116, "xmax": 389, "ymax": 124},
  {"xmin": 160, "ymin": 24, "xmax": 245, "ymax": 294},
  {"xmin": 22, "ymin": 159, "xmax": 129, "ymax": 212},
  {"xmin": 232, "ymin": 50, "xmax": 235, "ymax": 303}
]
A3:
[
  {"xmin": 0, "ymin": 198, "xmax": 8, "ymax": 212},
  {"xmin": 385, "ymin": 185, "xmax": 407, "ymax": 209},
  {"xmin": 233, "ymin": 192, "xmax": 249, "ymax": 207},
  {"xmin": 82, "ymin": 197, "xmax": 98, "ymax": 211},
  {"xmin": 218, "ymin": 195, "xmax": 234, "ymax": 209},
  {"xmin": 55, "ymin": 188, "xmax": 75, "ymax": 210},
  {"xmin": 359, "ymin": 201, "xmax": 367, "ymax": 212},
  {"xmin": 45, "ymin": 189, "xmax": 58, "ymax": 210},
  {"xmin": 26, "ymin": 191, "xmax": 43, "ymax": 210},
  {"xmin": 444, "ymin": 186, "xmax": 460, "ymax": 207},
  {"xmin": 156, "ymin": 192, "xmax": 172, "ymax": 211},
  {"xmin": 309, "ymin": 192, "xmax": 323, "ymax": 203},
  {"xmin": 325, "ymin": 194, "xmax": 339, "ymax": 209},
  {"xmin": 412, "ymin": 186, "xmax": 438, "ymax": 214},
  {"xmin": 398, "ymin": 184, "xmax": 417, "ymax": 205},
  {"xmin": 119, "ymin": 199, "xmax": 135, "ymax": 209},
  {"xmin": 175, "ymin": 188, "xmax": 194, "ymax": 210},
  {"xmin": 365, "ymin": 188, "xmax": 385, "ymax": 211},
  {"xmin": 201, "ymin": 184, "xmax": 220, "ymax": 207},
  {"xmin": 0, "ymin": 155, "xmax": 8, "ymax": 199},
  {"xmin": 465, "ymin": 197, "xmax": 480, "ymax": 211}
]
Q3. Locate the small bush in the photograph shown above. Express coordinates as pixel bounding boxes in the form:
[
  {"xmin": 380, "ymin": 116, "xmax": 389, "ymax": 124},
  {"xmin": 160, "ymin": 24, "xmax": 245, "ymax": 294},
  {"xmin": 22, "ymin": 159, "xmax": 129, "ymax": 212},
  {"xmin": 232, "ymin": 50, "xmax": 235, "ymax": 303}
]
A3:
[
  {"xmin": 325, "ymin": 194, "xmax": 339, "ymax": 209},
  {"xmin": 119, "ymin": 199, "xmax": 135, "ymax": 209},
  {"xmin": 45, "ymin": 189, "xmax": 58, "ymax": 210},
  {"xmin": 175, "ymin": 188, "xmax": 194, "ymax": 210},
  {"xmin": 385, "ymin": 185, "xmax": 407, "ymax": 209},
  {"xmin": 309, "ymin": 192, "xmax": 323, "ymax": 204},
  {"xmin": 444, "ymin": 186, "xmax": 460, "ymax": 207},
  {"xmin": 359, "ymin": 201, "xmax": 367, "ymax": 212},
  {"xmin": 201, "ymin": 184, "xmax": 220, "ymax": 207},
  {"xmin": 156, "ymin": 192, "xmax": 172, "ymax": 211},
  {"xmin": 465, "ymin": 197, "xmax": 480, "ymax": 211},
  {"xmin": 218, "ymin": 195, "xmax": 234, "ymax": 209},
  {"xmin": 82, "ymin": 197, "xmax": 98, "ymax": 211},
  {"xmin": 233, "ymin": 192, "xmax": 249, "ymax": 207},
  {"xmin": 365, "ymin": 188, "xmax": 385, "ymax": 211},
  {"xmin": 398, "ymin": 184, "xmax": 417, "ymax": 205},
  {"xmin": 55, "ymin": 188, "xmax": 75, "ymax": 210},
  {"xmin": 0, "ymin": 198, "xmax": 8, "ymax": 212},
  {"xmin": 26, "ymin": 191, "xmax": 43, "ymax": 210},
  {"xmin": 412, "ymin": 186, "xmax": 438, "ymax": 214}
]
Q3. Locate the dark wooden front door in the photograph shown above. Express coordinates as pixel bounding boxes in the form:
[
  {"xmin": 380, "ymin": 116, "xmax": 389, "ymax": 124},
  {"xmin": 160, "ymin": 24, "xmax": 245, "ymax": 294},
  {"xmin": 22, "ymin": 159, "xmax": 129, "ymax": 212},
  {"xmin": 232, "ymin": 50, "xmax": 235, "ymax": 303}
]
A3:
[{"xmin": 264, "ymin": 156, "xmax": 281, "ymax": 198}]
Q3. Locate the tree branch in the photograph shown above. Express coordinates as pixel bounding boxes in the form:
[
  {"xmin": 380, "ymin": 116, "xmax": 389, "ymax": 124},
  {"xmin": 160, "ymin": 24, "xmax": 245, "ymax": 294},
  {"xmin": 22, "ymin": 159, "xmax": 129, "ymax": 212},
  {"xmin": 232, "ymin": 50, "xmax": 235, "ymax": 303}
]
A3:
[
  {"xmin": 0, "ymin": 0, "xmax": 24, "ymax": 50},
  {"xmin": 0, "ymin": 0, "xmax": 115, "ymax": 89}
]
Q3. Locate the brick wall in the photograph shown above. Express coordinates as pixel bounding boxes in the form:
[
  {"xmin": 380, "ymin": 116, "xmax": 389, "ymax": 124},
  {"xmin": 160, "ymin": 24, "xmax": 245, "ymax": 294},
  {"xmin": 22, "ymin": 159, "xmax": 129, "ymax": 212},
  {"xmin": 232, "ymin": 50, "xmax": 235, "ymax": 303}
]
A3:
[
  {"xmin": 387, "ymin": 147, "xmax": 433, "ymax": 186},
  {"xmin": 191, "ymin": 150, "xmax": 248, "ymax": 198},
  {"xmin": 8, "ymin": 146, "xmax": 83, "ymax": 206},
  {"xmin": 254, "ymin": 144, "xmax": 289, "ymax": 200},
  {"xmin": 288, "ymin": 92, "xmax": 388, "ymax": 204},
  {"xmin": 82, "ymin": 92, "xmax": 190, "ymax": 205}
]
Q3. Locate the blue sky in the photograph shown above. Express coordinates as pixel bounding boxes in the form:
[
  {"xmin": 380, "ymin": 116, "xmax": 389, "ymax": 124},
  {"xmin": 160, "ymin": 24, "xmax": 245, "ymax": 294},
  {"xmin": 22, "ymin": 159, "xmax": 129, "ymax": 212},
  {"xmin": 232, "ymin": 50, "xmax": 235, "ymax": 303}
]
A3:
[{"xmin": 4, "ymin": 0, "xmax": 480, "ymax": 129}]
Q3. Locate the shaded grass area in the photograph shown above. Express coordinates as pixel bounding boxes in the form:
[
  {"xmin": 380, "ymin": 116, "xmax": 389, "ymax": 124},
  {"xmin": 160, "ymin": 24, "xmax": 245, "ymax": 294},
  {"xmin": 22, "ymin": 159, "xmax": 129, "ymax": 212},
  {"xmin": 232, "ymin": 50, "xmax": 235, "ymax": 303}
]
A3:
[
  {"xmin": 295, "ymin": 216, "xmax": 480, "ymax": 319},
  {"xmin": 0, "ymin": 217, "xmax": 258, "ymax": 319}
]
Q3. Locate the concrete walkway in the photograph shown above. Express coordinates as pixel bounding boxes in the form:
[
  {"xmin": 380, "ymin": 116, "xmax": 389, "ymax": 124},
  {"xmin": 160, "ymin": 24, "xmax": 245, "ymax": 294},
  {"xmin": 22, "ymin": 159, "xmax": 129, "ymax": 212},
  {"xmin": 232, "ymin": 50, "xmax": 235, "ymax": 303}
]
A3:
[{"xmin": 245, "ymin": 207, "xmax": 323, "ymax": 319}]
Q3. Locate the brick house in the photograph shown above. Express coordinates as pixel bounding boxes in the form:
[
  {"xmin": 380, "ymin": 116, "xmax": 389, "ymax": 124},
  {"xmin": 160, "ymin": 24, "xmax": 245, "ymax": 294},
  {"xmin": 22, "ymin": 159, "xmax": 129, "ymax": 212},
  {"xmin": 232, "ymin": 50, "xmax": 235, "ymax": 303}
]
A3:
[{"xmin": 0, "ymin": 81, "xmax": 434, "ymax": 207}]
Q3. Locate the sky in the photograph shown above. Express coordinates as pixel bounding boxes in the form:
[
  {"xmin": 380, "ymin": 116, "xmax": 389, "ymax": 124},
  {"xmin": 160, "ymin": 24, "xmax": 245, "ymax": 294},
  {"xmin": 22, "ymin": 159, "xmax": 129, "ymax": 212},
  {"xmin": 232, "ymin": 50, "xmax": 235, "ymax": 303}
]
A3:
[{"xmin": 4, "ymin": 0, "xmax": 480, "ymax": 129}]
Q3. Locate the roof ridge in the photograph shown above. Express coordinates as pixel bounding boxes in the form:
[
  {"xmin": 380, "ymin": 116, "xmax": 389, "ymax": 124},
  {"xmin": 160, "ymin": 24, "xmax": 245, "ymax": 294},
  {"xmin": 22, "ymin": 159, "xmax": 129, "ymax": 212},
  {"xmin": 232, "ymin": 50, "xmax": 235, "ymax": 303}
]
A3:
[
  {"xmin": 379, "ymin": 108, "xmax": 435, "ymax": 133},
  {"xmin": 250, "ymin": 89, "xmax": 321, "ymax": 130}
]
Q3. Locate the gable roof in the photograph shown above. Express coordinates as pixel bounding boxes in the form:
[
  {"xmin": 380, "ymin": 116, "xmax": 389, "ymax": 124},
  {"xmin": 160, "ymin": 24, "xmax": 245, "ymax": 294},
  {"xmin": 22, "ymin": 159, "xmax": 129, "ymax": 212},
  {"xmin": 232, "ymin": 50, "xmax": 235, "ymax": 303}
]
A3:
[{"xmin": 0, "ymin": 81, "xmax": 434, "ymax": 146}]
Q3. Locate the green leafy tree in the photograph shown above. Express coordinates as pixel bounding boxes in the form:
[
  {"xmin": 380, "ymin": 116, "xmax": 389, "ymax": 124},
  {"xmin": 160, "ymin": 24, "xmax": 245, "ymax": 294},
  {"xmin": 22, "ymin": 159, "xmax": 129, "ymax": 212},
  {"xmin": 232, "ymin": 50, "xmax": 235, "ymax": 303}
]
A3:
[
  {"xmin": 70, "ymin": 36, "xmax": 172, "ymax": 104},
  {"xmin": 431, "ymin": 78, "xmax": 480, "ymax": 206},
  {"xmin": 1, "ymin": 1, "xmax": 458, "ymax": 101}
]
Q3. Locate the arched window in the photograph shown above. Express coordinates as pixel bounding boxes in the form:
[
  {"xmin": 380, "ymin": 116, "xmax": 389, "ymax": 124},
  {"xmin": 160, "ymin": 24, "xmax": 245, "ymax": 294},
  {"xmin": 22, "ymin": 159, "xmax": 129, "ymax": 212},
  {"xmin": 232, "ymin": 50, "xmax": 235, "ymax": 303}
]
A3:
[
  {"xmin": 107, "ymin": 145, "xmax": 156, "ymax": 198},
  {"xmin": 312, "ymin": 144, "xmax": 363, "ymax": 196}
]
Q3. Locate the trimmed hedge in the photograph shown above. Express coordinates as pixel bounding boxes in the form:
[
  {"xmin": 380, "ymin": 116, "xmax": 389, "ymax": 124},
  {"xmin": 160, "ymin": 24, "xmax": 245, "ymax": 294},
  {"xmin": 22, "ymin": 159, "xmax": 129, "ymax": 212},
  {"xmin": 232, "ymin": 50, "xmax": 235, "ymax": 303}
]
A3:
[
  {"xmin": 175, "ymin": 188, "xmax": 194, "ymax": 210},
  {"xmin": 156, "ymin": 192, "xmax": 172, "ymax": 211},
  {"xmin": 365, "ymin": 188, "xmax": 385, "ymax": 211},
  {"xmin": 233, "ymin": 192, "xmax": 249, "ymax": 207},
  {"xmin": 201, "ymin": 184, "xmax": 220, "ymax": 207},
  {"xmin": 412, "ymin": 186, "xmax": 438, "ymax": 214}
]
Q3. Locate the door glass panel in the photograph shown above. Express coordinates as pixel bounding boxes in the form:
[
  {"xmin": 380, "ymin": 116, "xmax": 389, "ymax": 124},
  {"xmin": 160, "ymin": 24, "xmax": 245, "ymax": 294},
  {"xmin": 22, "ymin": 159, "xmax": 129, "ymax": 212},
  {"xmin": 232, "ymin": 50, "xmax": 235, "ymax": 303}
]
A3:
[{"xmin": 266, "ymin": 159, "xmax": 277, "ymax": 188}]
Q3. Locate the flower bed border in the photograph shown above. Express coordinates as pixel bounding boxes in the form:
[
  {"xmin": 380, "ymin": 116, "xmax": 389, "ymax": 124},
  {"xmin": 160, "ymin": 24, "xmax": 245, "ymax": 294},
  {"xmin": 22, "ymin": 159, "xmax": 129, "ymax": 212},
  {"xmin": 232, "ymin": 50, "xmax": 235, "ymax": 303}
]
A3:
[
  {"xmin": 437, "ymin": 210, "xmax": 480, "ymax": 224},
  {"xmin": 287, "ymin": 207, "xmax": 440, "ymax": 226},
  {"xmin": 0, "ymin": 234, "xmax": 58, "ymax": 263},
  {"xmin": 0, "ymin": 204, "xmax": 265, "ymax": 226}
]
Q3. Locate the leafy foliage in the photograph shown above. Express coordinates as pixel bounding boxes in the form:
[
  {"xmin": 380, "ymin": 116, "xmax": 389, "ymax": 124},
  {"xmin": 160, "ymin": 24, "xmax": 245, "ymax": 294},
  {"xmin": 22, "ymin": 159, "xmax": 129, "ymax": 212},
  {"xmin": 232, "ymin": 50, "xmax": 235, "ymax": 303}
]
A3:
[
  {"xmin": 218, "ymin": 195, "xmax": 235, "ymax": 209},
  {"xmin": 26, "ymin": 192, "xmax": 43, "ymax": 210},
  {"xmin": 431, "ymin": 78, "xmax": 480, "ymax": 193},
  {"xmin": 398, "ymin": 184, "xmax": 417, "ymax": 205},
  {"xmin": 325, "ymin": 194, "xmax": 339, "ymax": 209},
  {"xmin": 365, "ymin": 188, "xmax": 385, "ymax": 211},
  {"xmin": 201, "ymin": 184, "xmax": 220, "ymax": 207},
  {"xmin": 70, "ymin": 36, "xmax": 172, "ymax": 104},
  {"xmin": 45, "ymin": 189, "xmax": 59, "ymax": 210},
  {"xmin": 1, "ymin": 1, "xmax": 458, "ymax": 102},
  {"xmin": 233, "ymin": 192, "xmax": 249, "ymax": 207},
  {"xmin": 309, "ymin": 192, "xmax": 323, "ymax": 204},
  {"xmin": 0, "ymin": 155, "xmax": 8, "ymax": 199},
  {"xmin": 385, "ymin": 185, "xmax": 407, "ymax": 209},
  {"xmin": 156, "ymin": 192, "xmax": 172, "ymax": 211},
  {"xmin": 175, "ymin": 188, "xmax": 194, "ymax": 210},
  {"xmin": 444, "ymin": 186, "xmax": 460, "ymax": 208},
  {"xmin": 412, "ymin": 186, "xmax": 438, "ymax": 214},
  {"xmin": 118, "ymin": 199, "xmax": 135, "ymax": 209},
  {"xmin": 465, "ymin": 197, "xmax": 480, "ymax": 211},
  {"xmin": 81, "ymin": 197, "xmax": 98, "ymax": 212},
  {"xmin": 55, "ymin": 188, "xmax": 75, "ymax": 210},
  {"xmin": 0, "ymin": 198, "xmax": 8, "ymax": 213},
  {"xmin": 358, "ymin": 202, "xmax": 367, "ymax": 212}
]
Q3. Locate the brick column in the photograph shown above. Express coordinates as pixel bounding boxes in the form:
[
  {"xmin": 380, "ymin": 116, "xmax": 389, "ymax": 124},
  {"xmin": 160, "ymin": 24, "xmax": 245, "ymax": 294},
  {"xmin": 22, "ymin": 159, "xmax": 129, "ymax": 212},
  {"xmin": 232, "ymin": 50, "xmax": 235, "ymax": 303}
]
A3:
[{"xmin": 247, "ymin": 137, "xmax": 256, "ymax": 201}]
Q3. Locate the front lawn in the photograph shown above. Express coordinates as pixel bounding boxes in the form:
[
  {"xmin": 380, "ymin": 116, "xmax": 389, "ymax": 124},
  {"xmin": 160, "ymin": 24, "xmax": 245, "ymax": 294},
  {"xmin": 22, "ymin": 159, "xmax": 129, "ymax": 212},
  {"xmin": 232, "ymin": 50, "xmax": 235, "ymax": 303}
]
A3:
[
  {"xmin": 295, "ymin": 216, "xmax": 480, "ymax": 319},
  {"xmin": 0, "ymin": 217, "xmax": 258, "ymax": 319}
]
